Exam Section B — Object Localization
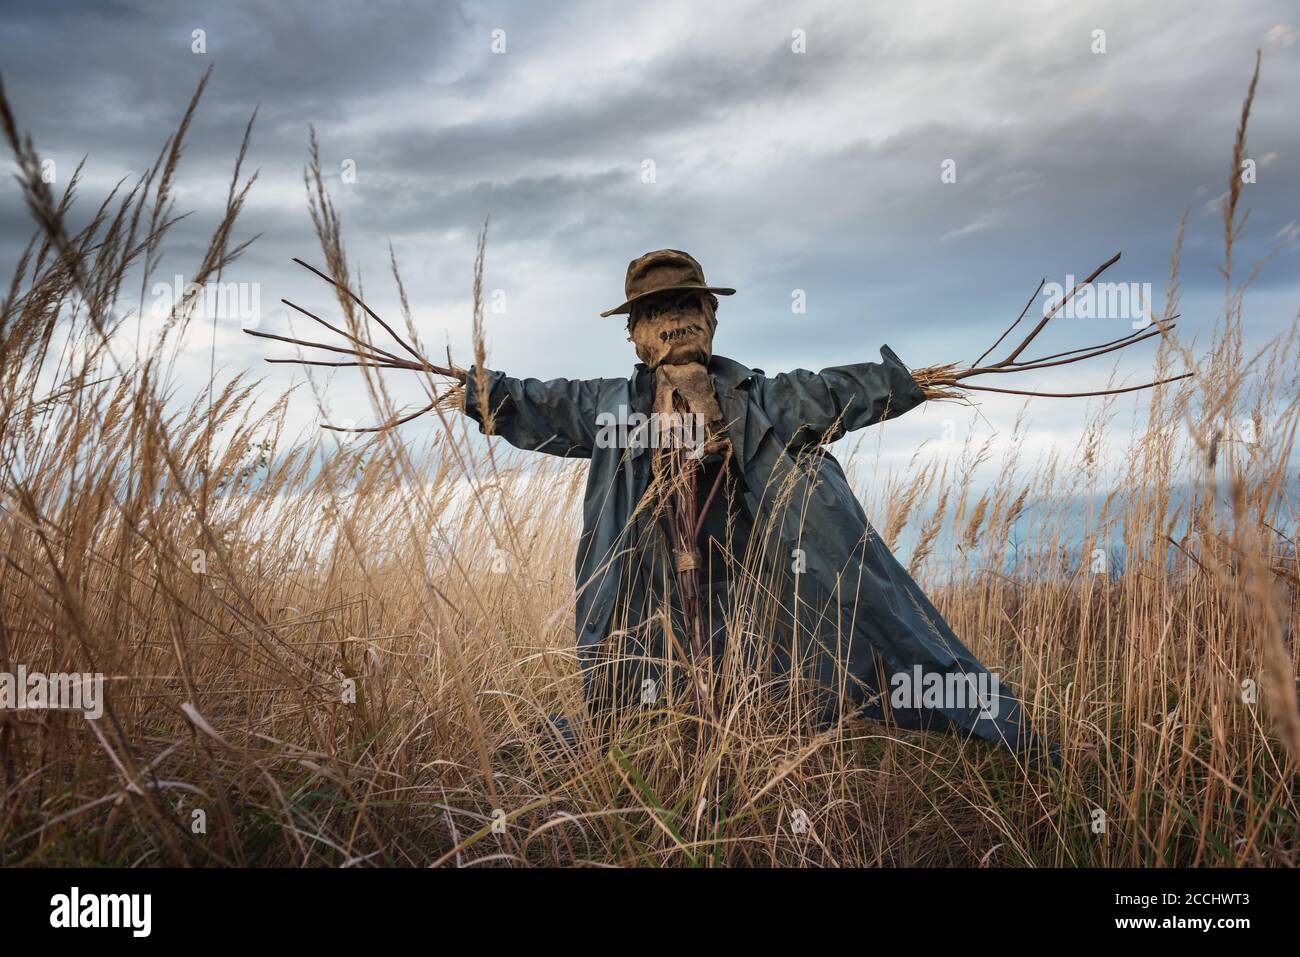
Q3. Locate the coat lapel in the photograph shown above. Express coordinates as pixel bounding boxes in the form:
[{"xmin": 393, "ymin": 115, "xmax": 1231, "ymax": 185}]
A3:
[{"xmin": 705, "ymin": 354, "xmax": 760, "ymax": 467}]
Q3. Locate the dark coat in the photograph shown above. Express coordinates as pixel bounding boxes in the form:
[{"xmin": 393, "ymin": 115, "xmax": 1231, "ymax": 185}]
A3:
[{"xmin": 465, "ymin": 347, "xmax": 1038, "ymax": 755}]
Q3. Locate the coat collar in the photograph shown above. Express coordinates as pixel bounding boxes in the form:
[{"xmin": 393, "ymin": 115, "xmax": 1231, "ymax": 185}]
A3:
[{"xmin": 630, "ymin": 354, "xmax": 761, "ymax": 392}]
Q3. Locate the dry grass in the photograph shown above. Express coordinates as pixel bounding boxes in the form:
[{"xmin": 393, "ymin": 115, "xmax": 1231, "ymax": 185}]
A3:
[{"xmin": 0, "ymin": 63, "xmax": 1297, "ymax": 868}]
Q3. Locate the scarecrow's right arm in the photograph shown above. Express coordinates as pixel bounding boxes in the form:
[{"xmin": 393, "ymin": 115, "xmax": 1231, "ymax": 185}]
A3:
[{"xmin": 462, "ymin": 367, "xmax": 613, "ymax": 459}]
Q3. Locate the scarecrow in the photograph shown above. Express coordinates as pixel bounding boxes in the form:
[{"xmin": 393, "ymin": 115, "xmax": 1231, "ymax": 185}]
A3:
[{"xmin": 251, "ymin": 248, "xmax": 1186, "ymax": 764}]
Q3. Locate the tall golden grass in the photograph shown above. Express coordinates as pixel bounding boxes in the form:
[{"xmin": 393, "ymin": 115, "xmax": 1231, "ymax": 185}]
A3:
[{"xmin": 0, "ymin": 60, "xmax": 1296, "ymax": 867}]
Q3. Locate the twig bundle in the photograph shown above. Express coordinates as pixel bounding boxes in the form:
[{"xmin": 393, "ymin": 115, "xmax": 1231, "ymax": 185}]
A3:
[
  {"xmin": 245, "ymin": 257, "xmax": 466, "ymax": 432},
  {"xmin": 912, "ymin": 252, "xmax": 1192, "ymax": 401}
]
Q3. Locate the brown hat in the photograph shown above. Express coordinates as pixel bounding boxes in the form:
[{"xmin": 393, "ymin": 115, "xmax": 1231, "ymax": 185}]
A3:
[{"xmin": 599, "ymin": 249, "xmax": 736, "ymax": 317}]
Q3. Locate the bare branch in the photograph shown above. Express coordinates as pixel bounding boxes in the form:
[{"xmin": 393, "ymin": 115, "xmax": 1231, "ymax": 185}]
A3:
[
  {"xmin": 1003, "ymin": 251, "xmax": 1122, "ymax": 364},
  {"xmin": 960, "ymin": 372, "xmax": 1193, "ymax": 398},
  {"xmin": 292, "ymin": 256, "xmax": 427, "ymax": 366},
  {"xmin": 321, "ymin": 398, "xmax": 441, "ymax": 433}
]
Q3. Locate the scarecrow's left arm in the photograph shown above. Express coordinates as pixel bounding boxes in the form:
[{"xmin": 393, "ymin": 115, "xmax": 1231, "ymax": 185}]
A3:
[{"xmin": 754, "ymin": 345, "xmax": 926, "ymax": 446}]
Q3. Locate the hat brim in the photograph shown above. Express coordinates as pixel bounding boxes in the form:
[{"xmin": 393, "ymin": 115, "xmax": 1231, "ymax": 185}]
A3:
[{"xmin": 599, "ymin": 284, "xmax": 736, "ymax": 318}]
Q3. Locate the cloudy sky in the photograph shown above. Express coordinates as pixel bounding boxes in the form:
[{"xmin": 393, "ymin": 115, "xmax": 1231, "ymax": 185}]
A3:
[{"xmin": 1, "ymin": 0, "xmax": 1298, "ymax": 475}]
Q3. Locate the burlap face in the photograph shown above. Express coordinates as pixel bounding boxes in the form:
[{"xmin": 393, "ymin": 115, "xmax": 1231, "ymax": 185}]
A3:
[{"xmin": 628, "ymin": 293, "xmax": 716, "ymax": 369}]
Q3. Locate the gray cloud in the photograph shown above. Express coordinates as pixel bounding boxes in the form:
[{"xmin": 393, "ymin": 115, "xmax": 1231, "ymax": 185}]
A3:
[{"xmin": 1, "ymin": 0, "xmax": 1297, "ymax": 452}]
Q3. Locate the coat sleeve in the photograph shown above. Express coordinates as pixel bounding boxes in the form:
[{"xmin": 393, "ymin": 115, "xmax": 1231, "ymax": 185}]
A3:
[
  {"xmin": 462, "ymin": 367, "xmax": 613, "ymax": 459},
  {"xmin": 753, "ymin": 344, "xmax": 927, "ymax": 447}
]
